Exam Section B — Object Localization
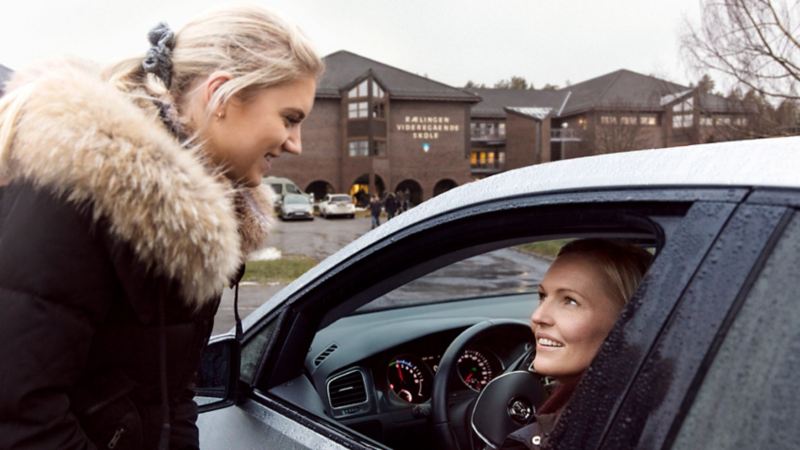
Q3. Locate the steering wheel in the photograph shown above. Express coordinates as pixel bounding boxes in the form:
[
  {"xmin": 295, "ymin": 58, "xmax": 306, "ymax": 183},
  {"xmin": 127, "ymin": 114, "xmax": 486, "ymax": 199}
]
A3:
[{"xmin": 431, "ymin": 319, "xmax": 546, "ymax": 450}]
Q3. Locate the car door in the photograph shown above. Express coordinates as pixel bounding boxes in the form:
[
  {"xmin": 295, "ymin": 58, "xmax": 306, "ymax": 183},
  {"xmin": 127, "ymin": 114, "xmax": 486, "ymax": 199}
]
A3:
[
  {"xmin": 198, "ymin": 187, "xmax": 745, "ymax": 449},
  {"xmin": 589, "ymin": 191, "xmax": 800, "ymax": 449}
]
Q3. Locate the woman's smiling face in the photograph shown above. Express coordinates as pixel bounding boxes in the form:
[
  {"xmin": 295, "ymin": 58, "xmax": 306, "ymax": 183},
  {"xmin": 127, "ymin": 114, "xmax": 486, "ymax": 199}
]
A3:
[{"xmin": 530, "ymin": 252, "xmax": 624, "ymax": 382}]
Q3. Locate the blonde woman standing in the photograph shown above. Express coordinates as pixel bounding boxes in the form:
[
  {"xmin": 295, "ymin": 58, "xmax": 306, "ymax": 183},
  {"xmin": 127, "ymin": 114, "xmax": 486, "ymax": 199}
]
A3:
[{"xmin": 0, "ymin": 6, "xmax": 322, "ymax": 449}]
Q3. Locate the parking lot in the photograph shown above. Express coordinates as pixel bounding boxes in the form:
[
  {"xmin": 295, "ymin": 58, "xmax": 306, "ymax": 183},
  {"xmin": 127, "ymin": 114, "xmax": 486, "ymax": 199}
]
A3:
[{"xmin": 214, "ymin": 214, "xmax": 375, "ymax": 334}]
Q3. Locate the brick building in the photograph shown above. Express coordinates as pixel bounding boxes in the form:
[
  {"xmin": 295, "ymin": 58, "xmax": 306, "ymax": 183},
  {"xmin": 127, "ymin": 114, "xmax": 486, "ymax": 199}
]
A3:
[
  {"xmin": 269, "ymin": 51, "xmax": 479, "ymax": 204},
  {"xmin": 468, "ymin": 69, "xmax": 750, "ymax": 177}
]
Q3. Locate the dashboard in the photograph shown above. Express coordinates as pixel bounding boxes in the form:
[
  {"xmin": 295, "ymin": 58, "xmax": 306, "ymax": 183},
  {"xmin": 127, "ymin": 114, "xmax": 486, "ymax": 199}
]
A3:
[{"xmin": 289, "ymin": 294, "xmax": 535, "ymax": 449}]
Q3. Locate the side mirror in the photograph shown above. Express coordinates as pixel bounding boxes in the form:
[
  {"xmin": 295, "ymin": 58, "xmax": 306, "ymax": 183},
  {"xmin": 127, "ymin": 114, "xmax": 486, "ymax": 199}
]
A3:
[{"xmin": 195, "ymin": 334, "xmax": 240, "ymax": 412}]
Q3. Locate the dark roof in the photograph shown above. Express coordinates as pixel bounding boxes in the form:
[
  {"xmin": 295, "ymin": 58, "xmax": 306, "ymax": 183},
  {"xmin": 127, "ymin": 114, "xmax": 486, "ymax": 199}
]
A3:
[
  {"xmin": 468, "ymin": 88, "xmax": 569, "ymax": 118},
  {"xmin": 557, "ymin": 69, "xmax": 685, "ymax": 115},
  {"xmin": 0, "ymin": 64, "xmax": 12, "ymax": 96},
  {"xmin": 318, "ymin": 50, "xmax": 479, "ymax": 103},
  {"xmin": 556, "ymin": 69, "xmax": 744, "ymax": 116}
]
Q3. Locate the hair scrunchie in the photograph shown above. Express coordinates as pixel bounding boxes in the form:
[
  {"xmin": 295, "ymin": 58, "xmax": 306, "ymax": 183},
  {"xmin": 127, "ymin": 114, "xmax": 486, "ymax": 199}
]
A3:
[{"xmin": 142, "ymin": 22, "xmax": 176, "ymax": 88}]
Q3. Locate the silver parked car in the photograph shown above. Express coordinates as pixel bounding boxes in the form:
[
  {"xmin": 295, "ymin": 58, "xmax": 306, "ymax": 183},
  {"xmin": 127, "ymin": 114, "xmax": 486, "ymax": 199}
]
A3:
[
  {"xmin": 278, "ymin": 193, "xmax": 314, "ymax": 221},
  {"xmin": 197, "ymin": 137, "xmax": 800, "ymax": 449}
]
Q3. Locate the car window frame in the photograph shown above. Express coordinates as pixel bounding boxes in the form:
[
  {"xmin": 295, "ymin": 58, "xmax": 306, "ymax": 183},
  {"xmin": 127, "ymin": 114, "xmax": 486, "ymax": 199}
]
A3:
[
  {"xmin": 237, "ymin": 187, "xmax": 747, "ymax": 448},
  {"xmin": 593, "ymin": 202, "xmax": 792, "ymax": 449}
]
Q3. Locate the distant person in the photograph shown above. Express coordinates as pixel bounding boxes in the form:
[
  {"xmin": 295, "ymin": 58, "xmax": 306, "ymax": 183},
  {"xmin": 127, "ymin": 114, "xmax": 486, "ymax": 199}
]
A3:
[
  {"xmin": 384, "ymin": 192, "xmax": 399, "ymax": 219},
  {"xmin": 403, "ymin": 189, "xmax": 412, "ymax": 211},
  {"xmin": 0, "ymin": 6, "xmax": 322, "ymax": 449},
  {"xmin": 369, "ymin": 194, "xmax": 383, "ymax": 229},
  {"xmin": 396, "ymin": 190, "xmax": 406, "ymax": 213}
]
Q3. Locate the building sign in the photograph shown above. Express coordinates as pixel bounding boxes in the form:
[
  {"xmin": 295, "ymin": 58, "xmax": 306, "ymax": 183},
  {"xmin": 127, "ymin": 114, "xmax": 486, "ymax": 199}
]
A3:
[{"xmin": 396, "ymin": 116, "xmax": 460, "ymax": 140}]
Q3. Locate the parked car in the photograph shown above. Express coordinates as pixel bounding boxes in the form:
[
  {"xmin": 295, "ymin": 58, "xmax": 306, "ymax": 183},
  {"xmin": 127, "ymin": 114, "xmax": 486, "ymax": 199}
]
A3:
[
  {"xmin": 263, "ymin": 176, "xmax": 305, "ymax": 211},
  {"xmin": 278, "ymin": 193, "xmax": 314, "ymax": 221},
  {"xmin": 197, "ymin": 137, "xmax": 800, "ymax": 450},
  {"xmin": 319, "ymin": 193, "xmax": 356, "ymax": 219}
]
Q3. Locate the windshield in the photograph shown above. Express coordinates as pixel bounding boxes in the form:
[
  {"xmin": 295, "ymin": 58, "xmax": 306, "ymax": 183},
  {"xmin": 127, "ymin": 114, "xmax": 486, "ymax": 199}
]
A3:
[
  {"xmin": 331, "ymin": 195, "xmax": 351, "ymax": 203},
  {"xmin": 284, "ymin": 194, "xmax": 310, "ymax": 205}
]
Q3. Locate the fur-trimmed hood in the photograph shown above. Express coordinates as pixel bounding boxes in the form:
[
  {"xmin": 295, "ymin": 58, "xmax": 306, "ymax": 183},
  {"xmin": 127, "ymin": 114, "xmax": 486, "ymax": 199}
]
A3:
[{"xmin": 0, "ymin": 60, "xmax": 273, "ymax": 306}]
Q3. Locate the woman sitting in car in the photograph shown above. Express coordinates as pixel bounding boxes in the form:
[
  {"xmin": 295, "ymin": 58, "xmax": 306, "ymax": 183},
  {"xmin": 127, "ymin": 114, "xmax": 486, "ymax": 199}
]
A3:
[{"xmin": 502, "ymin": 239, "xmax": 652, "ymax": 449}]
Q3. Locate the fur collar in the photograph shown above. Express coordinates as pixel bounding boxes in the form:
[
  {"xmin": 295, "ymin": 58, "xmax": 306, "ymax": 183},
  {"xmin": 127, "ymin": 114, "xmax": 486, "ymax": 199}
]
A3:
[{"xmin": 1, "ymin": 61, "xmax": 273, "ymax": 307}]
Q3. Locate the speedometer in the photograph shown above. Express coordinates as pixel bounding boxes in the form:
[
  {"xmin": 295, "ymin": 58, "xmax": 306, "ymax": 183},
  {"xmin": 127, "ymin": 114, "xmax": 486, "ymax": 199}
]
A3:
[
  {"xmin": 457, "ymin": 349, "xmax": 494, "ymax": 392},
  {"xmin": 387, "ymin": 357, "xmax": 430, "ymax": 403}
]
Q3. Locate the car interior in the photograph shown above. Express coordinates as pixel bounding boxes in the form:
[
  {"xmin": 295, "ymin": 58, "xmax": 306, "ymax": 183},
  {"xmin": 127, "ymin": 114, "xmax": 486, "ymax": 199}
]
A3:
[{"xmin": 239, "ymin": 200, "xmax": 690, "ymax": 449}]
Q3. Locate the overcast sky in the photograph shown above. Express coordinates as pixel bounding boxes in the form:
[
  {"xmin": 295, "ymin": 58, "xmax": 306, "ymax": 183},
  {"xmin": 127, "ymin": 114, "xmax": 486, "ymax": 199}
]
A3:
[{"xmin": 0, "ymin": 0, "xmax": 709, "ymax": 90}]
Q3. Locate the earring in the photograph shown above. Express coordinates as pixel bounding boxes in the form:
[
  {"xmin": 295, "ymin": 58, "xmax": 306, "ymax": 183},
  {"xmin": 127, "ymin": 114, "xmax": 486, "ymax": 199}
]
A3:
[{"xmin": 216, "ymin": 112, "xmax": 224, "ymax": 119}]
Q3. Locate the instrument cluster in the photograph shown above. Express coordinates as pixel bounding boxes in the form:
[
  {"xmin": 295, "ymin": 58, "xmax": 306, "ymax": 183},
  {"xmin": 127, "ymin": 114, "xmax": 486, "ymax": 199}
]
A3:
[{"xmin": 384, "ymin": 348, "xmax": 503, "ymax": 404}]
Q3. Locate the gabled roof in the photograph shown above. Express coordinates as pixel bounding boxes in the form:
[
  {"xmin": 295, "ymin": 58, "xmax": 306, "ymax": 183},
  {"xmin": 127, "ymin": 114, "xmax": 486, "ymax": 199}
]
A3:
[
  {"xmin": 557, "ymin": 69, "xmax": 685, "ymax": 115},
  {"xmin": 318, "ymin": 51, "xmax": 479, "ymax": 103},
  {"xmin": 556, "ymin": 69, "xmax": 745, "ymax": 116},
  {"xmin": 468, "ymin": 88, "xmax": 568, "ymax": 118},
  {"xmin": 0, "ymin": 64, "xmax": 12, "ymax": 96}
]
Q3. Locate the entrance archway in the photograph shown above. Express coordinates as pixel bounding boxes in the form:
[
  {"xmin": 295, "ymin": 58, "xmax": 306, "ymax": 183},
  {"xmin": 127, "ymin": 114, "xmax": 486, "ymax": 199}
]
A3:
[
  {"xmin": 351, "ymin": 174, "xmax": 385, "ymax": 207},
  {"xmin": 395, "ymin": 179, "xmax": 423, "ymax": 206},
  {"xmin": 305, "ymin": 180, "xmax": 334, "ymax": 202},
  {"xmin": 433, "ymin": 179, "xmax": 458, "ymax": 197}
]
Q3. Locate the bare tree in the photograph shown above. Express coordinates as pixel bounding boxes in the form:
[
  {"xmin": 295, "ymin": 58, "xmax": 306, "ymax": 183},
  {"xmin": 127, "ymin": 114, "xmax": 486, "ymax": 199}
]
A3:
[
  {"xmin": 494, "ymin": 76, "xmax": 534, "ymax": 90},
  {"xmin": 682, "ymin": 0, "xmax": 800, "ymax": 101}
]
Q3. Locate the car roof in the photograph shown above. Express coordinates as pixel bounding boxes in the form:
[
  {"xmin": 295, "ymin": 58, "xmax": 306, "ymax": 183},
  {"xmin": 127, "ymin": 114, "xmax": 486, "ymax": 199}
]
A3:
[{"xmin": 243, "ymin": 136, "xmax": 800, "ymax": 330}]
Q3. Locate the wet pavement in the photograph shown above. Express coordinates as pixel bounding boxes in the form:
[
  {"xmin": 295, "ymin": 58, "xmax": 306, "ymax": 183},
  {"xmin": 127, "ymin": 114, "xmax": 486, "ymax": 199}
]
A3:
[{"xmin": 213, "ymin": 215, "xmax": 553, "ymax": 334}]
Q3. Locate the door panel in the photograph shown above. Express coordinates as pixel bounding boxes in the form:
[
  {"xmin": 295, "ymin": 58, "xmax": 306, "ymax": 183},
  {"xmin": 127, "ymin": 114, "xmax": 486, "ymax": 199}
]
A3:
[
  {"xmin": 599, "ymin": 204, "xmax": 790, "ymax": 449},
  {"xmin": 549, "ymin": 201, "xmax": 738, "ymax": 448},
  {"xmin": 198, "ymin": 399, "xmax": 348, "ymax": 450}
]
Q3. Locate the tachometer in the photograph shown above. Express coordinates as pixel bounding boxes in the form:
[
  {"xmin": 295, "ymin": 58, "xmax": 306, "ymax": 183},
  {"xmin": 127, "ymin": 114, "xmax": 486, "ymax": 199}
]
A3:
[
  {"xmin": 457, "ymin": 349, "xmax": 494, "ymax": 392},
  {"xmin": 386, "ymin": 357, "xmax": 430, "ymax": 404}
]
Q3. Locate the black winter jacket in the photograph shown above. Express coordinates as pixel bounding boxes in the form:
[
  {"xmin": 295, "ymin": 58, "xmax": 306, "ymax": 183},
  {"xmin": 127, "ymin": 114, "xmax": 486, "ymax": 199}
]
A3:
[{"xmin": 0, "ymin": 62, "xmax": 272, "ymax": 449}]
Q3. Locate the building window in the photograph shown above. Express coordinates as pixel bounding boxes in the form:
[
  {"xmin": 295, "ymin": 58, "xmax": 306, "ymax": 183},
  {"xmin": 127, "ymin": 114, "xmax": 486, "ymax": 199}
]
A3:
[
  {"xmin": 499, "ymin": 123, "xmax": 506, "ymax": 136},
  {"xmin": 470, "ymin": 150, "xmax": 505, "ymax": 170},
  {"xmin": 620, "ymin": 116, "xmax": 638, "ymax": 126},
  {"xmin": 348, "ymin": 140, "xmax": 369, "ymax": 157},
  {"xmin": 734, "ymin": 117, "xmax": 748, "ymax": 126},
  {"xmin": 673, "ymin": 114, "xmax": 693, "ymax": 128},
  {"xmin": 715, "ymin": 116, "xmax": 732, "ymax": 126},
  {"xmin": 673, "ymin": 97, "xmax": 693, "ymax": 114},
  {"xmin": 640, "ymin": 115, "xmax": 657, "ymax": 126},
  {"xmin": 600, "ymin": 115, "xmax": 618, "ymax": 125},
  {"xmin": 700, "ymin": 116, "xmax": 713, "ymax": 127},
  {"xmin": 348, "ymin": 101, "xmax": 369, "ymax": 119}
]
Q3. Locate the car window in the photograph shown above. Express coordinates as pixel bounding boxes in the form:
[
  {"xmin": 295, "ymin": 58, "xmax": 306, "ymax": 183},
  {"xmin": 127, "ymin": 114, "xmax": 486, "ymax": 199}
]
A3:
[
  {"xmin": 671, "ymin": 211, "xmax": 800, "ymax": 449},
  {"xmin": 331, "ymin": 195, "xmax": 351, "ymax": 203},
  {"xmin": 286, "ymin": 184, "xmax": 301, "ymax": 194},
  {"xmin": 356, "ymin": 240, "xmax": 566, "ymax": 313},
  {"xmin": 269, "ymin": 183, "xmax": 283, "ymax": 195}
]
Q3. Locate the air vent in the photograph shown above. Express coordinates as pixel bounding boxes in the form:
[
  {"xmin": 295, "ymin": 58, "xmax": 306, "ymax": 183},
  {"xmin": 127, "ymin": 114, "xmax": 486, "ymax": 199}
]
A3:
[
  {"xmin": 327, "ymin": 370, "xmax": 367, "ymax": 409},
  {"xmin": 314, "ymin": 344, "xmax": 338, "ymax": 366}
]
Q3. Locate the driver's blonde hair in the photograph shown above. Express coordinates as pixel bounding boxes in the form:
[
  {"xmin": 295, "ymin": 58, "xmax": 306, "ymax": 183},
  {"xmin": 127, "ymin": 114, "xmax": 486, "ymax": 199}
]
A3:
[{"xmin": 557, "ymin": 239, "xmax": 652, "ymax": 307}]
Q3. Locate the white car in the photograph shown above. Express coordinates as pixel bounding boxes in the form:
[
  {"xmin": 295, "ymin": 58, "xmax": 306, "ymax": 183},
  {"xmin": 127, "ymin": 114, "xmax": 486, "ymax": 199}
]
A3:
[
  {"xmin": 197, "ymin": 137, "xmax": 800, "ymax": 450},
  {"xmin": 278, "ymin": 193, "xmax": 314, "ymax": 221},
  {"xmin": 319, "ymin": 194, "xmax": 356, "ymax": 219}
]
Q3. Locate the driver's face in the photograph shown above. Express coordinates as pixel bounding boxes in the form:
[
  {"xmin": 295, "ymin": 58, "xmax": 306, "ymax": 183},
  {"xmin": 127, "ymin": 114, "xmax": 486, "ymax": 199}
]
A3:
[{"xmin": 530, "ymin": 253, "xmax": 623, "ymax": 383}]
